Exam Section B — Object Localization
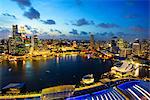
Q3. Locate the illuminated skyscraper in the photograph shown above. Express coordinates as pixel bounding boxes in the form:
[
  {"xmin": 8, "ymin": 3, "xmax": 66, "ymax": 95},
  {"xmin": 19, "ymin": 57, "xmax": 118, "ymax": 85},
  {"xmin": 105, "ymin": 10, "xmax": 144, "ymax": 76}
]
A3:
[
  {"xmin": 19, "ymin": 26, "xmax": 26, "ymax": 38},
  {"xmin": 0, "ymin": 39, "xmax": 8, "ymax": 53},
  {"xmin": 110, "ymin": 36, "xmax": 119, "ymax": 53},
  {"xmin": 10, "ymin": 25, "xmax": 26, "ymax": 55},
  {"xmin": 90, "ymin": 34, "xmax": 94, "ymax": 49},
  {"xmin": 12, "ymin": 25, "xmax": 18, "ymax": 38},
  {"xmin": 132, "ymin": 39, "xmax": 141, "ymax": 56},
  {"xmin": 72, "ymin": 41, "xmax": 77, "ymax": 48},
  {"xmin": 95, "ymin": 42, "xmax": 100, "ymax": 51},
  {"xmin": 132, "ymin": 42, "xmax": 140, "ymax": 56},
  {"xmin": 19, "ymin": 26, "xmax": 25, "ymax": 34},
  {"xmin": 33, "ymin": 35, "xmax": 39, "ymax": 50},
  {"xmin": 117, "ymin": 38, "xmax": 124, "ymax": 49},
  {"xmin": 119, "ymin": 48, "xmax": 132, "ymax": 57},
  {"xmin": 8, "ymin": 37, "xmax": 16, "ymax": 54}
]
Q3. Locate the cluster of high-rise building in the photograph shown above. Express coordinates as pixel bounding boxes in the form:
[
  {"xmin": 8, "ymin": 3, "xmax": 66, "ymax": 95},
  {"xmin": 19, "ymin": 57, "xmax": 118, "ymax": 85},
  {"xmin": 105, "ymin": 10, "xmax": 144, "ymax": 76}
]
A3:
[
  {"xmin": 87, "ymin": 34, "xmax": 150, "ymax": 60},
  {"xmin": 0, "ymin": 25, "xmax": 41, "ymax": 56},
  {"xmin": 0, "ymin": 25, "xmax": 149, "ymax": 60}
]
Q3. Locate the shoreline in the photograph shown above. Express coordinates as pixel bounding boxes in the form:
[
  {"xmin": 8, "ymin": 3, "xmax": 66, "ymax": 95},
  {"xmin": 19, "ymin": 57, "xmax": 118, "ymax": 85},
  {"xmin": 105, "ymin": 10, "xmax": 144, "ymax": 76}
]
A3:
[{"xmin": 0, "ymin": 51, "xmax": 113, "ymax": 62}]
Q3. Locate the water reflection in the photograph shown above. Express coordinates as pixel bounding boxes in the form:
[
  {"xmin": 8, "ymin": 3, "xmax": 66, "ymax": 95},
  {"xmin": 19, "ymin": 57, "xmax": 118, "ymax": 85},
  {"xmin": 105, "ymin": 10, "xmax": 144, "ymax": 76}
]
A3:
[
  {"xmin": 72, "ymin": 55, "xmax": 77, "ymax": 61},
  {"xmin": 26, "ymin": 60, "xmax": 31, "ymax": 69},
  {"xmin": 56, "ymin": 56, "xmax": 59, "ymax": 64},
  {"xmin": 0, "ymin": 55, "xmax": 112, "ymax": 91}
]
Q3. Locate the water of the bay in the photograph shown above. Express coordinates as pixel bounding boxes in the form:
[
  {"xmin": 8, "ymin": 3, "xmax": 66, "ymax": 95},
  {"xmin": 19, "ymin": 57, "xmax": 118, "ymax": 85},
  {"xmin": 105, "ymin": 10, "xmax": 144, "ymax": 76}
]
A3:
[{"xmin": 0, "ymin": 55, "xmax": 113, "ymax": 92}]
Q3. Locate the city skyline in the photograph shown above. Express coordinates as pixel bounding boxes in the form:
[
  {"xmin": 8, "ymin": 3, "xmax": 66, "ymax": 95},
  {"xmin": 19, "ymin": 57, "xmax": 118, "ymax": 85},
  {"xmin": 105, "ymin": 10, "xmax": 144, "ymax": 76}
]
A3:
[
  {"xmin": 0, "ymin": 0, "xmax": 149, "ymax": 41},
  {"xmin": 0, "ymin": 1, "xmax": 150, "ymax": 99}
]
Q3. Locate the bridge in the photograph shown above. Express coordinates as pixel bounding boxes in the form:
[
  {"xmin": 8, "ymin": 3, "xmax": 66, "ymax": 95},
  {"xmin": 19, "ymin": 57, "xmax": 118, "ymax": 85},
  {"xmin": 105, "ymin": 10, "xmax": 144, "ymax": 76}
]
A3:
[{"xmin": 0, "ymin": 93, "xmax": 41, "ymax": 99}]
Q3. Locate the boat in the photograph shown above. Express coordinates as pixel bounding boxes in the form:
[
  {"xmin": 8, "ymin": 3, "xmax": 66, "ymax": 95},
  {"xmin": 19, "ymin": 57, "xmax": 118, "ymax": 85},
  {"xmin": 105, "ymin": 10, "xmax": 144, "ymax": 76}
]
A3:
[
  {"xmin": 46, "ymin": 70, "xmax": 50, "ymax": 73},
  {"xmin": 82, "ymin": 74, "xmax": 94, "ymax": 84},
  {"xmin": 8, "ymin": 68, "xmax": 12, "ymax": 72}
]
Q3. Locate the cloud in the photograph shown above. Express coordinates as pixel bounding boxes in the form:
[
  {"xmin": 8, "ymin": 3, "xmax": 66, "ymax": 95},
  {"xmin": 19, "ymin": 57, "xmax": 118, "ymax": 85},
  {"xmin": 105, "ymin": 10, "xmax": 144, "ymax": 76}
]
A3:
[
  {"xmin": 25, "ymin": 25, "xmax": 32, "ymax": 30},
  {"xmin": 40, "ymin": 19, "xmax": 56, "ymax": 25},
  {"xmin": 0, "ymin": 27, "xmax": 10, "ymax": 32},
  {"xmin": 69, "ymin": 29, "xmax": 79, "ymax": 35},
  {"xmin": 50, "ymin": 29, "xmax": 54, "ymax": 32},
  {"xmin": 31, "ymin": 29, "xmax": 39, "ymax": 34},
  {"xmin": 98, "ymin": 32, "xmax": 108, "ymax": 36},
  {"xmin": 96, "ymin": 32, "xmax": 110, "ymax": 36},
  {"xmin": 0, "ymin": 27, "xmax": 11, "ymax": 39},
  {"xmin": 116, "ymin": 32, "xmax": 126, "ymax": 37},
  {"xmin": 24, "ymin": 25, "xmax": 40, "ymax": 35},
  {"xmin": 60, "ymin": 34, "xmax": 66, "ymax": 37},
  {"xmin": 96, "ymin": 32, "xmax": 116, "ymax": 37},
  {"xmin": 2, "ymin": 13, "xmax": 16, "ymax": 19},
  {"xmin": 97, "ymin": 23, "xmax": 119, "ymax": 28},
  {"xmin": 69, "ymin": 30, "xmax": 89, "ymax": 36},
  {"xmin": 72, "ymin": 18, "xmax": 94, "ymax": 26},
  {"xmin": 55, "ymin": 29, "xmax": 62, "ymax": 34},
  {"xmin": 124, "ymin": 14, "xmax": 138, "ymax": 19},
  {"xmin": 80, "ymin": 31, "xmax": 88, "ymax": 35},
  {"xmin": 11, "ymin": 0, "xmax": 31, "ymax": 9},
  {"xmin": 12, "ymin": 0, "xmax": 40, "ymax": 20},
  {"xmin": 65, "ymin": 23, "xmax": 69, "ymax": 25},
  {"xmin": 49, "ymin": 29, "xmax": 62, "ymax": 35},
  {"xmin": 42, "ymin": 32, "xmax": 49, "ymax": 35},
  {"xmin": 23, "ymin": 7, "xmax": 40, "ymax": 20},
  {"xmin": 129, "ymin": 26, "xmax": 147, "ymax": 33},
  {"xmin": 39, "ymin": 32, "xmax": 51, "ymax": 39}
]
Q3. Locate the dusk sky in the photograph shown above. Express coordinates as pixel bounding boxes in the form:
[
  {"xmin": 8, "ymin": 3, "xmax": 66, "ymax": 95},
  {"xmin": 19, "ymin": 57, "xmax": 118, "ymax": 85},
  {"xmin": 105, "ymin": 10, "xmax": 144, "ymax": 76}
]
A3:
[{"xmin": 0, "ymin": 0, "xmax": 149, "ymax": 41}]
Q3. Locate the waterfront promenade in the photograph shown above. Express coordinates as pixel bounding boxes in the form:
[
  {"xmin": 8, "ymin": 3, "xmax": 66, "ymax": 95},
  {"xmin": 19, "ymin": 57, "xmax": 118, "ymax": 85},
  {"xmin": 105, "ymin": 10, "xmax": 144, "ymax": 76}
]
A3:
[
  {"xmin": 0, "ymin": 49, "xmax": 113, "ymax": 62},
  {"xmin": 0, "ymin": 92, "xmax": 41, "ymax": 99}
]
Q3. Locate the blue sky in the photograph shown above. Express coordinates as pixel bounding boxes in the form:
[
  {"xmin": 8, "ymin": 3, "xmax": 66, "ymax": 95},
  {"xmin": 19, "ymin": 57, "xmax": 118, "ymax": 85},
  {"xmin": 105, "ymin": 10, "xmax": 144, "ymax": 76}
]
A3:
[{"xmin": 0, "ymin": 0, "xmax": 149, "ymax": 40}]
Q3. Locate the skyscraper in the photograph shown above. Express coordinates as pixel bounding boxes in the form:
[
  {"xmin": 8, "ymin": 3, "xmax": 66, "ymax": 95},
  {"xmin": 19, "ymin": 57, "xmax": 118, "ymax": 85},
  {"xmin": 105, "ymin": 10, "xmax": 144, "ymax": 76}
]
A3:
[
  {"xmin": 132, "ymin": 42, "xmax": 140, "ymax": 56},
  {"xmin": 90, "ymin": 34, "xmax": 94, "ymax": 49},
  {"xmin": 117, "ymin": 38, "xmax": 124, "ymax": 49},
  {"xmin": 19, "ymin": 26, "xmax": 26, "ymax": 38},
  {"xmin": 72, "ymin": 41, "xmax": 77, "ymax": 48},
  {"xmin": 8, "ymin": 37, "xmax": 16, "ymax": 54},
  {"xmin": 33, "ymin": 35, "xmax": 39, "ymax": 50},
  {"xmin": 19, "ymin": 26, "xmax": 25, "ymax": 34},
  {"xmin": 110, "ymin": 36, "xmax": 119, "ymax": 54},
  {"xmin": 10, "ymin": 25, "xmax": 27, "ymax": 55},
  {"xmin": 132, "ymin": 39, "xmax": 141, "ymax": 56},
  {"xmin": 12, "ymin": 25, "xmax": 18, "ymax": 38}
]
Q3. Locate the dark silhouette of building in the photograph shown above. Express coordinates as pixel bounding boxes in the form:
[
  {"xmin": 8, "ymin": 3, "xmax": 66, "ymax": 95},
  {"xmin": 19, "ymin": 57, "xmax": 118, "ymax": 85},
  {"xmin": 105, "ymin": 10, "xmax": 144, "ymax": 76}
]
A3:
[{"xmin": 12, "ymin": 25, "xmax": 18, "ymax": 38}]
